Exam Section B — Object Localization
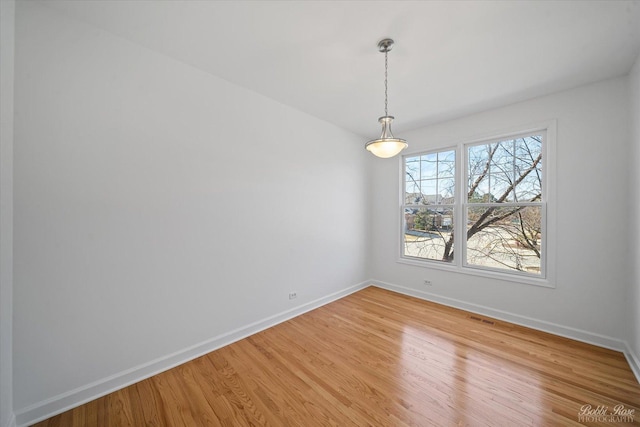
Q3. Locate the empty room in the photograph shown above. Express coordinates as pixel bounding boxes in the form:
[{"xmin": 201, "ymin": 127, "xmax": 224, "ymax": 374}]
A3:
[{"xmin": 2, "ymin": 1, "xmax": 640, "ymax": 426}]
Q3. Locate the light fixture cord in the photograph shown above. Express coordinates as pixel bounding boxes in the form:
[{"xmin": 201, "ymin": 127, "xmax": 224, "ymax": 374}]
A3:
[{"xmin": 384, "ymin": 48, "xmax": 388, "ymax": 116}]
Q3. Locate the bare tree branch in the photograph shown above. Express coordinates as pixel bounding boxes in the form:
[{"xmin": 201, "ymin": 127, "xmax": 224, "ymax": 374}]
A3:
[{"xmin": 468, "ymin": 143, "xmax": 499, "ymax": 199}]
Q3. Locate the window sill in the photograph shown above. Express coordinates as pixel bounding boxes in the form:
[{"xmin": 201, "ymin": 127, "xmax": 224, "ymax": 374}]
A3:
[{"xmin": 397, "ymin": 256, "xmax": 556, "ymax": 288}]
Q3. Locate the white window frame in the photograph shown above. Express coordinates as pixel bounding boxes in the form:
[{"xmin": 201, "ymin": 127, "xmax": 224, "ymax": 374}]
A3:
[
  {"xmin": 401, "ymin": 147, "xmax": 458, "ymax": 265},
  {"xmin": 398, "ymin": 121, "xmax": 556, "ymax": 288}
]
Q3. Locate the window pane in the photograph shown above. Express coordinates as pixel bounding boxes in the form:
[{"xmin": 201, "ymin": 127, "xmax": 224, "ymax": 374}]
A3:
[
  {"xmin": 420, "ymin": 180, "xmax": 437, "ymax": 203},
  {"xmin": 514, "ymin": 136, "xmax": 542, "ymax": 201},
  {"xmin": 468, "ymin": 144, "xmax": 492, "ymax": 202},
  {"xmin": 468, "ymin": 136, "xmax": 542, "ymax": 204},
  {"xmin": 404, "ymin": 207, "xmax": 454, "ymax": 262},
  {"xmin": 466, "ymin": 205, "xmax": 542, "ymax": 275},
  {"xmin": 421, "ymin": 154, "xmax": 438, "ymax": 179},
  {"xmin": 405, "ymin": 181, "xmax": 420, "ymax": 204},
  {"xmin": 406, "ymin": 156, "xmax": 421, "ymax": 182},
  {"xmin": 488, "ymin": 172, "xmax": 513, "ymax": 202},
  {"xmin": 468, "ymin": 145, "xmax": 489, "ymax": 175},
  {"xmin": 515, "ymin": 172, "xmax": 541, "ymax": 202},
  {"xmin": 438, "ymin": 150, "xmax": 456, "ymax": 178},
  {"xmin": 438, "ymin": 178, "xmax": 455, "ymax": 201}
]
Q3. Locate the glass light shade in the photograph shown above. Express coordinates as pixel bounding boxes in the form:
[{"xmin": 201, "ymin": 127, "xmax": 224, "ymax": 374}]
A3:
[{"xmin": 365, "ymin": 116, "xmax": 408, "ymax": 158}]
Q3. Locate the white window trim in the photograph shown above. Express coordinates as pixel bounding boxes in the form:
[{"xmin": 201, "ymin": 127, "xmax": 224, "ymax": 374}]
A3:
[{"xmin": 397, "ymin": 120, "xmax": 557, "ymax": 288}]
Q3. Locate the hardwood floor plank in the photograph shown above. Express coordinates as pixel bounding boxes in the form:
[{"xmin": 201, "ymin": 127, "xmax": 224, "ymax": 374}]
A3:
[
  {"xmin": 128, "ymin": 379, "xmax": 164, "ymax": 427},
  {"xmin": 32, "ymin": 287, "xmax": 640, "ymax": 426}
]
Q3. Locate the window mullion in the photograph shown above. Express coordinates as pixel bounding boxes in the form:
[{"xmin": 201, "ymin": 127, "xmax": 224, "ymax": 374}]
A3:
[{"xmin": 457, "ymin": 145, "xmax": 465, "ymax": 268}]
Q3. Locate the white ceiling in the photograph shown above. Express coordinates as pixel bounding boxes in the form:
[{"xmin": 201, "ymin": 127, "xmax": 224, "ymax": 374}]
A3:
[{"xmin": 42, "ymin": 0, "xmax": 640, "ymax": 137}]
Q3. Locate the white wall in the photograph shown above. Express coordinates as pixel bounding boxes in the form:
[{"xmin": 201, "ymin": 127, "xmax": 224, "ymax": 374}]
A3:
[
  {"xmin": 0, "ymin": 1, "xmax": 15, "ymax": 426},
  {"xmin": 370, "ymin": 77, "xmax": 631, "ymax": 344},
  {"xmin": 13, "ymin": 1, "xmax": 369, "ymax": 420},
  {"xmin": 629, "ymin": 53, "xmax": 640, "ymax": 372},
  {"xmin": 9, "ymin": 1, "xmax": 640, "ymax": 424}
]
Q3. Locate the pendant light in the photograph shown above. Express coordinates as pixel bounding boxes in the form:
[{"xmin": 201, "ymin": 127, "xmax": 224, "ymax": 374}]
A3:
[{"xmin": 365, "ymin": 38, "xmax": 408, "ymax": 158}]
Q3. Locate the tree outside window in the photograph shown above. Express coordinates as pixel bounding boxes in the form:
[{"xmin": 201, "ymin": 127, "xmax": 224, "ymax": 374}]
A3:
[{"xmin": 402, "ymin": 131, "xmax": 546, "ymax": 279}]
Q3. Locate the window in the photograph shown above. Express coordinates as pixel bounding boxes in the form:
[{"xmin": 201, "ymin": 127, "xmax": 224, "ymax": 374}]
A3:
[
  {"xmin": 403, "ymin": 150, "xmax": 456, "ymax": 263},
  {"xmin": 401, "ymin": 124, "xmax": 554, "ymax": 286}
]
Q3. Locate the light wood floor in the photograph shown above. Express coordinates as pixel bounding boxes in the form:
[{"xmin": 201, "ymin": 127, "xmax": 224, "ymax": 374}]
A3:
[{"xmin": 34, "ymin": 287, "xmax": 640, "ymax": 426}]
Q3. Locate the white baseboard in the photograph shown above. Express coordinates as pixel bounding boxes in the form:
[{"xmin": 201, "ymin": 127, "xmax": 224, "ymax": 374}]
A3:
[
  {"xmin": 15, "ymin": 281, "xmax": 370, "ymax": 427},
  {"xmin": 2, "ymin": 414, "xmax": 15, "ymax": 427},
  {"xmin": 371, "ymin": 280, "xmax": 627, "ymax": 353},
  {"xmin": 623, "ymin": 342, "xmax": 640, "ymax": 384}
]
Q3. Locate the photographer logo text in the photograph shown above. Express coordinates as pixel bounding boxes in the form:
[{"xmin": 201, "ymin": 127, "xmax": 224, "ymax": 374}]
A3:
[{"xmin": 578, "ymin": 404, "xmax": 635, "ymax": 423}]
